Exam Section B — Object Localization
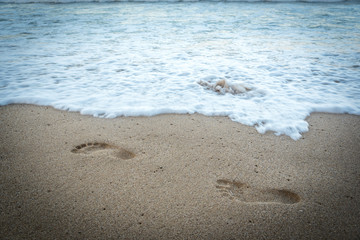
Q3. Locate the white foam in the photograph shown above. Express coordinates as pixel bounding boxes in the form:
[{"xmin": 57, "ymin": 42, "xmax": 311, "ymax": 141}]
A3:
[{"xmin": 0, "ymin": 2, "xmax": 359, "ymax": 140}]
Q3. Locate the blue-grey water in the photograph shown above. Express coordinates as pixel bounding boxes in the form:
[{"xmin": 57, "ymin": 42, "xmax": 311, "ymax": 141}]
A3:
[{"xmin": 0, "ymin": 1, "xmax": 359, "ymax": 139}]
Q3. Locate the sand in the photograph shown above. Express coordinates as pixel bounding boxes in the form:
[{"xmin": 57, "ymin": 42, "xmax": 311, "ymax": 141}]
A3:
[{"xmin": 1, "ymin": 104, "xmax": 359, "ymax": 239}]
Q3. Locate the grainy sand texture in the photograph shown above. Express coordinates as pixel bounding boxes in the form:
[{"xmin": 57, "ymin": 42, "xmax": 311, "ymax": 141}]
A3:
[{"xmin": 1, "ymin": 104, "xmax": 360, "ymax": 239}]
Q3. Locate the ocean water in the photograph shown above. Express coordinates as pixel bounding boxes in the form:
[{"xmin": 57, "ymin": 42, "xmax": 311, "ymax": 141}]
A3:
[{"xmin": 0, "ymin": 1, "xmax": 359, "ymax": 139}]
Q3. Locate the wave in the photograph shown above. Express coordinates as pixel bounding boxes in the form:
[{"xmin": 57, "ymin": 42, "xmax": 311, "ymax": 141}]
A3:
[{"xmin": 0, "ymin": 0, "xmax": 357, "ymax": 3}]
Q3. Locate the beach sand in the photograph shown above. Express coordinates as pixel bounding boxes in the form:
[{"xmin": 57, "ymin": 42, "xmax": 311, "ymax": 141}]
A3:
[{"xmin": 1, "ymin": 104, "xmax": 359, "ymax": 239}]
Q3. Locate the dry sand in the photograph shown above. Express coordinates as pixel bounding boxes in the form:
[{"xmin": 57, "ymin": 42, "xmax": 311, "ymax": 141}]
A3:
[{"xmin": 1, "ymin": 104, "xmax": 360, "ymax": 239}]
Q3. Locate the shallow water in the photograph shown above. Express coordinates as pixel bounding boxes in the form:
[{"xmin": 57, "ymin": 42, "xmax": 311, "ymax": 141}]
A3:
[{"xmin": 0, "ymin": 2, "xmax": 359, "ymax": 139}]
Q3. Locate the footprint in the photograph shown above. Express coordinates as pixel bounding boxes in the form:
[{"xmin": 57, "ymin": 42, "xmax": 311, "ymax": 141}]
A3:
[
  {"xmin": 216, "ymin": 179, "xmax": 300, "ymax": 204},
  {"xmin": 71, "ymin": 142, "xmax": 135, "ymax": 160}
]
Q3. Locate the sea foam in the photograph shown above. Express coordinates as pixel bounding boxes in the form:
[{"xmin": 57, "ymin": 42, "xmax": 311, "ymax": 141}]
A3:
[{"xmin": 0, "ymin": 2, "xmax": 359, "ymax": 140}]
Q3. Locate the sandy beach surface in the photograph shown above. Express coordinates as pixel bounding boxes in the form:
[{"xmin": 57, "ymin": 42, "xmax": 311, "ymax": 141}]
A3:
[{"xmin": 1, "ymin": 104, "xmax": 359, "ymax": 239}]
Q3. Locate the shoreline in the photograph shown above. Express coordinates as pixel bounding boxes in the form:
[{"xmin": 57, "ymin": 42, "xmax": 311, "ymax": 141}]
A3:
[{"xmin": 1, "ymin": 104, "xmax": 360, "ymax": 239}]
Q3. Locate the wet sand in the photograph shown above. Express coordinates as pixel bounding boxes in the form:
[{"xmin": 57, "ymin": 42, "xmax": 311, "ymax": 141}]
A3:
[{"xmin": 1, "ymin": 104, "xmax": 359, "ymax": 239}]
